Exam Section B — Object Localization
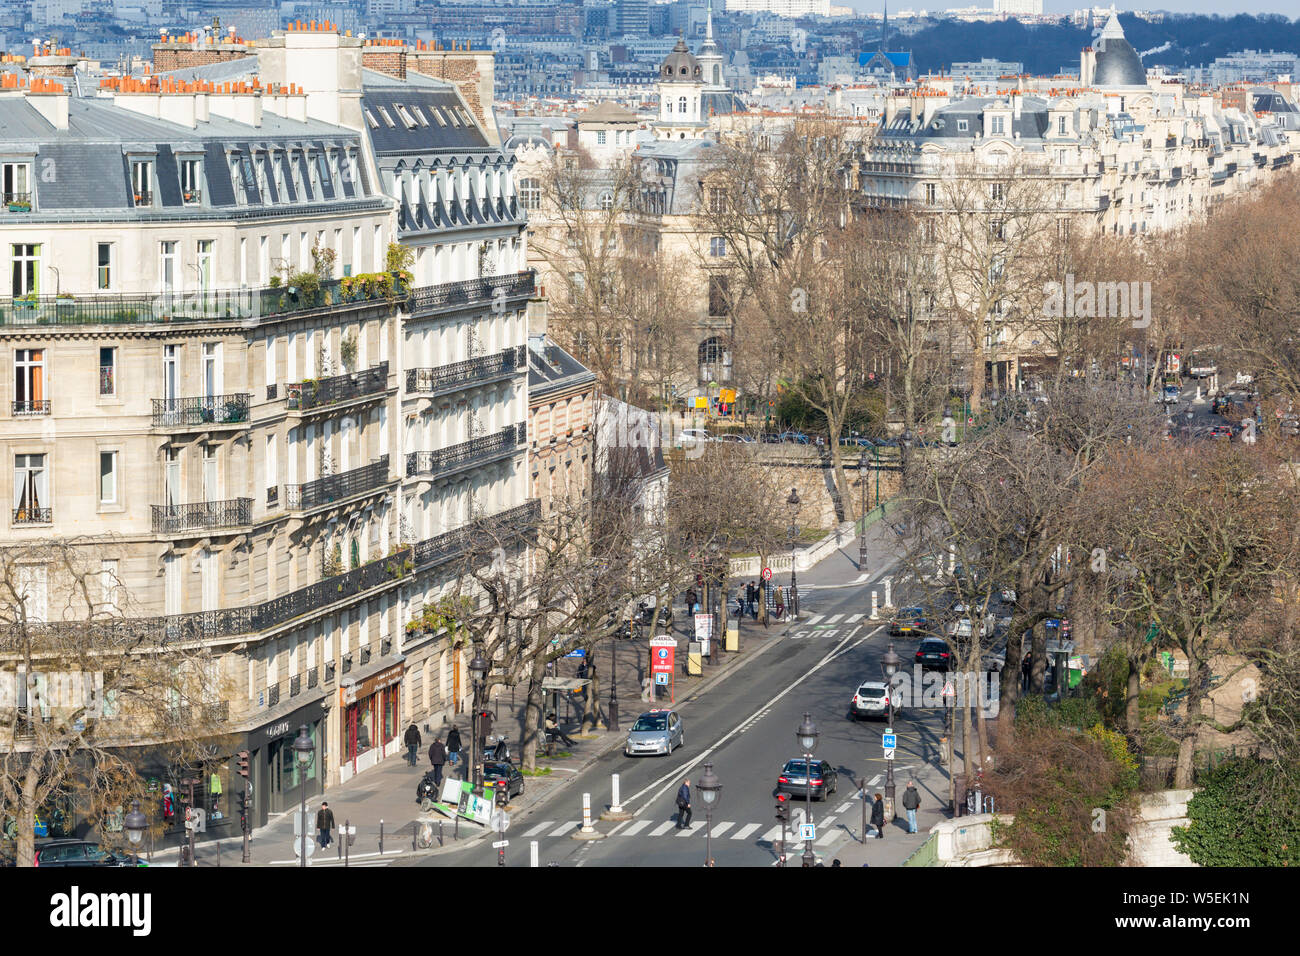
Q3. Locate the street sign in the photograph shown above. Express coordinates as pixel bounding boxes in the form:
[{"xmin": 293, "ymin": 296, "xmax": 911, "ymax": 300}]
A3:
[
  {"xmin": 882, "ymin": 733, "xmax": 897, "ymax": 750},
  {"xmin": 490, "ymin": 809, "xmax": 510, "ymax": 832},
  {"xmin": 694, "ymin": 614, "xmax": 713, "ymax": 639},
  {"xmin": 649, "ymin": 635, "xmax": 677, "ymax": 646},
  {"xmin": 654, "ymin": 673, "xmax": 669, "ymax": 685},
  {"xmin": 564, "ymin": 648, "xmax": 586, "ymax": 658},
  {"xmin": 883, "ymin": 749, "xmax": 896, "ymax": 760},
  {"xmin": 941, "ymin": 681, "xmax": 955, "ymax": 698},
  {"xmin": 799, "ymin": 823, "xmax": 816, "ymax": 841},
  {"xmin": 492, "ymin": 840, "xmax": 509, "ymax": 849},
  {"xmin": 761, "ymin": 567, "xmax": 772, "ymax": 581}
]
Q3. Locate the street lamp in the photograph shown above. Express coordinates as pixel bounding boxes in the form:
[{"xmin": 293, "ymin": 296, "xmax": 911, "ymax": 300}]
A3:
[
  {"xmin": 123, "ymin": 800, "xmax": 147, "ymax": 867},
  {"xmin": 697, "ymin": 761, "xmax": 721, "ymax": 867},
  {"xmin": 796, "ymin": 711, "xmax": 818, "ymax": 863},
  {"xmin": 787, "ymin": 487, "xmax": 801, "ymax": 621},
  {"xmin": 858, "ymin": 452, "xmax": 869, "ymax": 571},
  {"xmin": 468, "ymin": 652, "xmax": 489, "ymax": 791},
  {"xmin": 881, "ymin": 643, "xmax": 901, "ymax": 823},
  {"xmin": 293, "ymin": 723, "xmax": 315, "ymax": 868}
]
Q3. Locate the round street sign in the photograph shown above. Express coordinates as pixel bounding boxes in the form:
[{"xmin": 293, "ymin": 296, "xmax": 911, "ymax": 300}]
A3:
[
  {"xmin": 761, "ymin": 567, "xmax": 772, "ymax": 581},
  {"xmin": 490, "ymin": 809, "xmax": 510, "ymax": 832}
]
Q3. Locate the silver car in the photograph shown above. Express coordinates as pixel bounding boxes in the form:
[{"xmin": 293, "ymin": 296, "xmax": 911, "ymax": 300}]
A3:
[{"xmin": 624, "ymin": 710, "xmax": 684, "ymax": 757}]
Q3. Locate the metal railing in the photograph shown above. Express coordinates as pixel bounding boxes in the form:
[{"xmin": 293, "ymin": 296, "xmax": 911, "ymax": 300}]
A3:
[
  {"xmin": 0, "ymin": 275, "xmax": 410, "ymax": 328},
  {"xmin": 12, "ymin": 507, "xmax": 52, "ymax": 525},
  {"xmin": 405, "ymin": 345, "xmax": 526, "ymax": 396},
  {"xmin": 4, "ymin": 191, "xmax": 32, "ymax": 210},
  {"xmin": 133, "ymin": 190, "xmax": 153, "ymax": 207},
  {"xmin": 288, "ymin": 362, "xmax": 388, "ymax": 411},
  {"xmin": 405, "ymin": 424, "xmax": 525, "ymax": 478},
  {"xmin": 12, "ymin": 400, "xmax": 50, "ymax": 416},
  {"xmin": 284, "ymin": 456, "xmax": 390, "ymax": 511},
  {"xmin": 413, "ymin": 499, "xmax": 541, "ymax": 570},
  {"xmin": 151, "ymin": 498, "xmax": 253, "ymax": 534},
  {"xmin": 151, "ymin": 393, "xmax": 250, "ymax": 428},
  {"xmin": 408, "ymin": 271, "xmax": 534, "ymax": 316}
]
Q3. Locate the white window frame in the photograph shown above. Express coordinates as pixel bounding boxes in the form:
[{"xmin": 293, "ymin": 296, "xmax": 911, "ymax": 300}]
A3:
[{"xmin": 99, "ymin": 450, "xmax": 118, "ymax": 505}]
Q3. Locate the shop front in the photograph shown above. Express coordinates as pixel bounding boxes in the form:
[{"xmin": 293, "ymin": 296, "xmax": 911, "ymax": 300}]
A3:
[
  {"xmin": 339, "ymin": 657, "xmax": 405, "ymax": 784},
  {"xmin": 247, "ymin": 699, "xmax": 326, "ymax": 821}
]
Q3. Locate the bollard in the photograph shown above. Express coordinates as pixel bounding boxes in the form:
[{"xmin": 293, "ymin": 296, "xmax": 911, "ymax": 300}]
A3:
[
  {"xmin": 602, "ymin": 772, "xmax": 632, "ymax": 821},
  {"xmin": 438, "ymin": 821, "xmax": 444, "ymax": 848},
  {"xmin": 412, "ymin": 823, "xmax": 417, "ymax": 852},
  {"xmin": 344, "ymin": 819, "xmax": 350, "ymax": 867},
  {"xmin": 870, "ymin": 591, "xmax": 879, "ymax": 620},
  {"xmin": 571, "ymin": 791, "xmax": 607, "ymax": 840},
  {"xmin": 883, "ymin": 577, "xmax": 892, "ymax": 609},
  {"xmin": 379, "ymin": 819, "xmax": 384, "ymax": 855},
  {"xmin": 531, "ymin": 840, "xmax": 539, "ymax": 867}
]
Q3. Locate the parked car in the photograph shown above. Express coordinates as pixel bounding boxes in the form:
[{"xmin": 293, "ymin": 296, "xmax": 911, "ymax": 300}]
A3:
[
  {"xmin": 679, "ymin": 428, "xmax": 711, "ymax": 447},
  {"xmin": 1208, "ymin": 425, "xmax": 1234, "ymax": 440},
  {"xmin": 915, "ymin": 636, "xmax": 954, "ymax": 671},
  {"xmin": 889, "ymin": 606, "xmax": 928, "ymax": 636},
  {"xmin": 481, "ymin": 761, "xmax": 525, "ymax": 800},
  {"xmin": 776, "ymin": 758, "xmax": 838, "ymax": 800},
  {"xmin": 776, "ymin": 430, "xmax": 811, "ymax": 444},
  {"xmin": 34, "ymin": 840, "xmax": 136, "ymax": 867},
  {"xmin": 715, "ymin": 433, "xmax": 756, "ymax": 444},
  {"xmin": 624, "ymin": 710, "xmax": 684, "ymax": 757},
  {"xmin": 849, "ymin": 681, "xmax": 901, "ymax": 720},
  {"xmin": 839, "ymin": 435, "xmax": 876, "ymax": 447}
]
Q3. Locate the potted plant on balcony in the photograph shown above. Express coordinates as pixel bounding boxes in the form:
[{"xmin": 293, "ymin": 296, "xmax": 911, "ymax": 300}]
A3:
[
  {"xmin": 7, "ymin": 198, "xmax": 31, "ymax": 212},
  {"xmin": 340, "ymin": 333, "xmax": 357, "ymax": 373},
  {"xmin": 15, "ymin": 293, "xmax": 40, "ymax": 323},
  {"xmin": 55, "ymin": 292, "xmax": 75, "ymax": 321},
  {"xmin": 183, "ymin": 189, "xmax": 199, "ymax": 204},
  {"xmin": 223, "ymin": 398, "xmax": 248, "ymax": 424}
]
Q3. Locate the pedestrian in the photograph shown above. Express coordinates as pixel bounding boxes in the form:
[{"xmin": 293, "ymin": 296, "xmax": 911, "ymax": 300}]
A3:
[
  {"xmin": 871, "ymin": 793, "xmax": 885, "ymax": 839},
  {"xmin": 831, "ymin": 859, "xmax": 842, "ymax": 867},
  {"xmin": 775, "ymin": 585, "xmax": 785, "ymax": 621},
  {"xmin": 676, "ymin": 778, "xmax": 692, "ymax": 829},
  {"xmin": 735, "ymin": 594, "xmax": 745, "ymax": 620},
  {"xmin": 404, "ymin": 722, "xmax": 422, "ymax": 767},
  {"xmin": 902, "ymin": 780, "xmax": 921, "ymax": 834},
  {"xmin": 546, "ymin": 712, "xmax": 576, "ymax": 748},
  {"xmin": 427, "ymin": 736, "xmax": 447, "ymax": 787},
  {"xmin": 445, "ymin": 724, "xmax": 463, "ymax": 773},
  {"xmin": 1021, "ymin": 652, "xmax": 1032, "ymax": 692},
  {"xmin": 686, "ymin": 587, "xmax": 698, "ymax": 616},
  {"xmin": 316, "ymin": 801, "xmax": 334, "ymax": 849}
]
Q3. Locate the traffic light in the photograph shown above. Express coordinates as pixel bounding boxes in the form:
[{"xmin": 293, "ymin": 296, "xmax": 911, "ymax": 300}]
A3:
[
  {"xmin": 775, "ymin": 794, "xmax": 789, "ymax": 823},
  {"xmin": 236, "ymin": 750, "xmax": 249, "ymax": 779}
]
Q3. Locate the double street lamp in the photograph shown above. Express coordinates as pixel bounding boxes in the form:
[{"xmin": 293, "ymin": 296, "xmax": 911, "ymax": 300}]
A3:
[
  {"xmin": 881, "ymin": 643, "xmax": 901, "ymax": 823},
  {"xmin": 697, "ymin": 761, "xmax": 721, "ymax": 867},
  {"xmin": 787, "ymin": 487, "xmax": 801, "ymax": 621},
  {"xmin": 469, "ymin": 652, "xmax": 489, "ymax": 791},
  {"xmin": 796, "ymin": 712, "xmax": 818, "ymax": 865},
  {"xmin": 293, "ymin": 724, "xmax": 315, "ymax": 868}
]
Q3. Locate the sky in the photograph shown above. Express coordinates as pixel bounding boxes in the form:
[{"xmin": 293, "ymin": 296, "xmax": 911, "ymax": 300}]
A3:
[{"xmin": 849, "ymin": 2, "xmax": 1297, "ymax": 17}]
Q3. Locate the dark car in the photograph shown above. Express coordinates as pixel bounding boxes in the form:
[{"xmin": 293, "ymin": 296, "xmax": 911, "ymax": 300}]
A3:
[
  {"xmin": 482, "ymin": 761, "xmax": 525, "ymax": 800},
  {"xmin": 34, "ymin": 840, "xmax": 135, "ymax": 867},
  {"xmin": 915, "ymin": 637, "xmax": 954, "ymax": 671},
  {"xmin": 776, "ymin": 430, "xmax": 811, "ymax": 444},
  {"xmin": 776, "ymin": 758, "xmax": 838, "ymax": 801},
  {"xmin": 1208, "ymin": 425, "xmax": 1233, "ymax": 440},
  {"xmin": 889, "ymin": 606, "xmax": 928, "ymax": 636}
]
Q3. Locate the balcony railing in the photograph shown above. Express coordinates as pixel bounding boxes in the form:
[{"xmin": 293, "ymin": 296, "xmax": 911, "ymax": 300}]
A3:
[
  {"xmin": 405, "ymin": 345, "xmax": 527, "ymax": 396},
  {"xmin": 284, "ymin": 455, "xmax": 390, "ymax": 511},
  {"xmin": 413, "ymin": 499, "xmax": 541, "ymax": 570},
  {"xmin": 12, "ymin": 507, "xmax": 52, "ymax": 525},
  {"xmin": 12, "ymin": 400, "xmax": 50, "ymax": 416},
  {"xmin": 0, "ymin": 275, "xmax": 410, "ymax": 328},
  {"xmin": 406, "ymin": 423, "xmax": 526, "ymax": 478},
  {"xmin": 133, "ymin": 190, "xmax": 153, "ymax": 207},
  {"xmin": 151, "ymin": 498, "xmax": 253, "ymax": 534},
  {"xmin": 408, "ymin": 271, "xmax": 535, "ymax": 317},
  {"xmin": 4, "ymin": 191, "xmax": 33, "ymax": 211},
  {"xmin": 152, "ymin": 393, "xmax": 251, "ymax": 428},
  {"xmin": 288, "ymin": 362, "xmax": 388, "ymax": 411},
  {"xmin": 12, "ymin": 546, "xmax": 415, "ymax": 648}
]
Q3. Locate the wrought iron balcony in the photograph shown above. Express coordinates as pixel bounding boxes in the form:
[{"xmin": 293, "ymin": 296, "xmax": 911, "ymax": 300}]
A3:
[
  {"xmin": 405, "ymin": 423, "xmax": 526, "ymax": 478},
  {"xmin": 152, "ymin": 393, "xmax": 251, "ymax": 428},
  {"xmin": 284, "ymin": 455, "xmax": 390, "ymax": 511},
  {"xmin": 12, "ymin": 400, "xmax": 50, "ymax": 416},
  {"xmin": 4, "ymin": 191, "xmax": 33, "ymax": 211},
  {"xmin": 151, "ymin": 498, "xmax": 253, "ymax": 534},
  {"xmin": 12, "ymin": 507, "xmax": 52, "ymax": 525},
  {"xmin": 408, "ymin": 271, "xmax": 535, "ymax": 317},
  {"xmin": 413, "ymin": 498, "xmax": 541, "ymax": 570},
  {"xmin": 405, "ymin": 345, "xmax": 527, "ymax": 396},
  {"xmin": 287, "ymin": 362, "xmax": 388, "ymax": 411}
]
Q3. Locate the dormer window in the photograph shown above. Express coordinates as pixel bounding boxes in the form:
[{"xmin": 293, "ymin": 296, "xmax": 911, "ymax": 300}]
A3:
[
  {"xmin": 433, "ymin": 109, "xmax": 447, "ymax": 126},
  {"xmin": 179, "ymin": 157, "xmax": 202, "ymax": 205},
  {"xmin": 131, "ymin": 160, "xmax": 153, "ymax": 207},
  {"xmin": 410, "ymin": 105, "xmax": 429, "ymax": 126},
  {"xmin": 957, "ymin": 119, "xmax": 969, "ymax": 132},
  {"xmin": 447, "ymin": 109, "xmax": 461, "ymax": 128},
  {"xmin": 3, "ymin": 162, "xmax": 32, "ymax": 211},
  {"xmin": 1058, "ymin": 115, "xmax": 1068, "ymax": 135},
  {"xmin": 376, "ymin": 106, "xmax": 396, "ymax": 128},
  {"xmin": 990, "ymin": 115, "xmax": 1006, "ymax": 135},
  {"xmin": 364, "ymin": 109, "xmax": 380, "ymax": 129},
  {"xmin": 394, "ymin": 104, "xmax": 418, "ymax": 129}
]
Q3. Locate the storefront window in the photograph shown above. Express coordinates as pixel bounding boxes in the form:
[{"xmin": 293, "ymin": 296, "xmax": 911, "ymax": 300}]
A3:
[{"xmin": 382, "ymin": 686, "xmax": 398, "ymax": 744}]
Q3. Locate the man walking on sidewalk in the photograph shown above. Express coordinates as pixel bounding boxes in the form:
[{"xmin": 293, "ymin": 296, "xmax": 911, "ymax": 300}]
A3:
[
  {"xmin": 902, "ymin": 781, "xmax": 921, "ymax": 834},
  {"xmin": 871, "ymin": 793, "xmax": 885, "ymax": 839},
  {"xmin": 428, "ymin": 737, "xmax": 447, "ymax": 786},
  {"xmin": 676, "ymin": 778, "xmax": 693, "ymax": 829},
  {"xmin": 404, "ymin": 723, "xmax": 422, "ymax": 767},
  {"xmin": 316, "ymin": 802, "xmax": 335, "ymax": 849}
]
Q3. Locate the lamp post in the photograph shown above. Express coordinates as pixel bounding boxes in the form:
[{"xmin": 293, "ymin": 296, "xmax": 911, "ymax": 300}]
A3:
[
  {"xmin": 293, "ymin": 723, "xmax": 315, "ymax": 868},
  {"xmin": 787, "ymin": 487, "xmax": 801, "ymax": 621},
  {"xmin": 468, "ymin": 652, "xmax": 489, "ymax": 791},
  {"xmin": 123, "ymin": 800, "xmax": 147, "ymax": 867},
  {"xmin": 881, "ymin": 643, "xmax": 901, "ymax": 822},
  {"xmin": 697, "ymin": 761, "xmax": 721, "ymax": 867},
  {"xmin": 858, "ymin": 451, "xmax": 868, "ymax": 571},
  {"xmin": 796, "ymin": 711, "xmax": 818, "ymax": 863}
]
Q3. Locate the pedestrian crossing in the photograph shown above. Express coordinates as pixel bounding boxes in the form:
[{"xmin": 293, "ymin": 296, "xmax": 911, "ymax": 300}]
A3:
[{"xmin": 515, "ymin": 815, "xmax": 860, "ymax": 844}]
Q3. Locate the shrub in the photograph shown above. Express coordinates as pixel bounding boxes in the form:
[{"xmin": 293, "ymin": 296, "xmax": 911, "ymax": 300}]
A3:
[{"xmin": 1171, "ymin": 757, "xmax": 1300, "ymax": 866}]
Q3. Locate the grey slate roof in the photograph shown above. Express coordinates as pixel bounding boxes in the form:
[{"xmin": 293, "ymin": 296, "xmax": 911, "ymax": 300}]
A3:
[
  {"xmin": 363, "ymin": 85, "xmax": 490, "ymax": 155},
  {"xmin": 527, "ymin": 334, "xmax": 596, "ymax": 397}
]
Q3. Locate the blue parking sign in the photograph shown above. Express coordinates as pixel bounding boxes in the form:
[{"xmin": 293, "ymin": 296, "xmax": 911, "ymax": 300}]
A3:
[{"xmin": 882, "ymin": 733, "xmax": 897, "ymax": 750}]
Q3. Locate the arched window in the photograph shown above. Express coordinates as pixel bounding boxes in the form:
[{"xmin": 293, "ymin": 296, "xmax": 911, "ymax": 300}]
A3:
[
  {"xmin": 598, "ymin": 191, "xmax": 614, "ymax": 211},
  {"xmin": 679, "ymin": 96, "xmax": 688, "ymax": 114},
  {"xmin": 698, "ymin": 338, "xmax": 727, "ymax": 364}
]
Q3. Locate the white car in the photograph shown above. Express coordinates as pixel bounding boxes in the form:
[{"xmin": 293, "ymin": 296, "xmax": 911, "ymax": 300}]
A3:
[
  {"xmin": 678, "ymin": 428, "xmax": 711, "ymax": 447},
  {"xmin": 849, "ymin": 681, "xmax": 901, "ymax": 720}
]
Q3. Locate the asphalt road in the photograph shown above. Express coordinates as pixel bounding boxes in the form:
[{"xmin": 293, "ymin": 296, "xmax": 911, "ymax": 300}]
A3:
[{"xmin": 419, "ymin": 553, "xmax": 954, "ymax": 868}]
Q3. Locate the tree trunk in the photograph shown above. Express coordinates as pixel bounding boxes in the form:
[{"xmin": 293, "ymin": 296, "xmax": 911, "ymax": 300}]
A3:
[
  {"xmin": 17, "ymin": 766, "xmax": 39, "ymax": 867},
  {"xmin": 962, "ymin": 694, "xmax": 974, "ymax": 779},
  {"xmin": 1125, "ymin": 654, "xmax": 1142, "ymax": 733},
  {"xmin": 827, "ymin": 437, "xmax": 855, "ymax": 523},
  {"xmin": 969, "ymin": 339, "xmax": 987, "ymax": 415},
  {"xmin": 997, "ymin": 628, "xmax": 1024, "ymax": 744},
  {"xmin": 1030, "ymin": 623, "xmax": 1048, "ymax": 695},
  {"xmin": 521, "ymin": 650, "xmax": 548, "ymax": 772},
  {"xmin": 1174, "ymin": 658, "xmax": 1207, "ymax": 789}
]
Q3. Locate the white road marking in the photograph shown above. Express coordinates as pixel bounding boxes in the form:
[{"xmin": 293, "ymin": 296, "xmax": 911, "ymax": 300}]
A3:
[
  {"xmin": 803, "ymin": 614, "xmax": 824, "ymax": 626},
  {"xmin": 816, "ymin": 828, "xmax": 841, "ymax": 846},
  {"xmin": 709, "ymin": 822, "xmax": 736, "ymax": 839},
  {"xmin": 620, "ymin": 819, "xmax": 653, "ymax": 837},
  {"xmin": 760, "ymin": 825, "xmax": 783, "ymax": 842},
  {"xmin": 825, "ymin": 614, "xmax": 844, "ymax": 624},
  {"xmin": 675, "ymin": 823, "xmax": 702, "ymax": 837},
  {"xmin": 835, "ymin": 802, "xmax": 853, "ymax": 814},
  {"xmin": 731, "ymin": 823, "xmax": 761, "ymax": 840},
  {"xmin": 606, "ymin": 820, "xmax": 629, "ymax": 836},
  {"xmin": 524, "ymin": 821, "xmax": 554, "ymax": 837},
  {"xmin": 549, "ymin": 821, "xmax": 578, "ymax": 838},
  {"xmin": 648, "ymin": 820, "xmax": 677, "ymax": 836},
  {"xmin": 869, "ymin": 774, "xmax": 883, "ymax": 786},
  {"xmin": 846, "ymin": 613, "xmax": 864, "ymax": 624}
]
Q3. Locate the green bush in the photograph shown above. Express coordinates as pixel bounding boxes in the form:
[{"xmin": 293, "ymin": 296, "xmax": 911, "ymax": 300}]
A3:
[{"xmin": 1171, "ymin": 757, "xmax": 1300, "ymax": 866}]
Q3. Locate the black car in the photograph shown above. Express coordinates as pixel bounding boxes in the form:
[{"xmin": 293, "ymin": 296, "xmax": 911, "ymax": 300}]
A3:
[
  {"xmin": 776, "ymin": 758, "xmax": 838, "ymax": 801},
  {"xmin": 34, "ymin": 840, "xmax": 136, "ymax": 867},
  {"xmin": 889, "ymin": 606, "xmax": 928, "ymax": 637},
  {"xmin": 482, "ymin": 761, "xmax": 525, "ymax": 800},
  {"xmin": 915, "ymin": 637, "xmax": 954, "ymax": 671}
]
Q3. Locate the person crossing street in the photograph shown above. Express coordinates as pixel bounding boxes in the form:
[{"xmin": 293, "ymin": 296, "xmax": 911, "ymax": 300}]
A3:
[{"xmin": 676, "ymin": 778, "xmax": 693, "ymax": 829}]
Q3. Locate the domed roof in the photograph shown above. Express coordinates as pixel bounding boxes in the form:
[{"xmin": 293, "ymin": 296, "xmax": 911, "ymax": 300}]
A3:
[
  {"xmin": 1092, "ymin": 13, "xmax": 1147, "ymax": 88},
  {"xmin": 661, "ymin": 38, "xmax": 702, "ymax": 83}
]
